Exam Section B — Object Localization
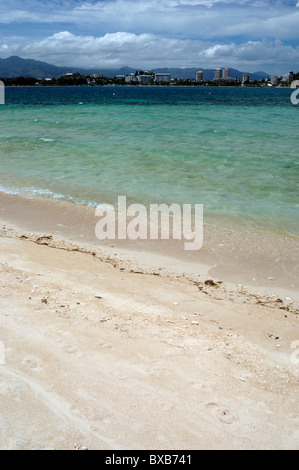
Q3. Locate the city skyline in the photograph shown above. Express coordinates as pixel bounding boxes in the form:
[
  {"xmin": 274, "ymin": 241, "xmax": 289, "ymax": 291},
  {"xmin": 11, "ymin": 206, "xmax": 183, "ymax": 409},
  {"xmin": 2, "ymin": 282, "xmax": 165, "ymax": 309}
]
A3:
[
  {"xmin": 0, "ymin": 1, "xmax": 299, "ymax": 75},
  {"xmin": 0, "ymin": 54, "xmax": 296, "ymax": 81}
]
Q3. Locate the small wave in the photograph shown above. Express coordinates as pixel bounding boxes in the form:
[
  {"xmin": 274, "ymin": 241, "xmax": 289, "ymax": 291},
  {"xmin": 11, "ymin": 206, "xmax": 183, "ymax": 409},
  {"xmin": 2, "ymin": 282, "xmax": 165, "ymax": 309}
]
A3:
[
  {"xmin": 23, "ymin": 186, "xmax": 99, "ymax": 207},
  {"xmin": 0, "ymin": 184, "xmax": 20, "ymax": 195},
  {"xmin": 39, "ymin": 138, "xmax": 54, "ymax": 142},
  {"xmin": 95, "ymin": 203, "xmax": 115, "ymax": 211},
  {"xmin": 0, "ymin": 183, "xmax": 100, "ymax": 208}
]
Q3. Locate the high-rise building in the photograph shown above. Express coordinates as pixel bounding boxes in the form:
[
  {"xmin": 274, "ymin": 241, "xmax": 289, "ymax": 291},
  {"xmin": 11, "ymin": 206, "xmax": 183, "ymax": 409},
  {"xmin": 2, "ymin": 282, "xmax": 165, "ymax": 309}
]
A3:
[
  {"xmin": 282, "ymin": 72, "xmax": 294, "ymax": 83},
  {"xmin": 223, "ymin": 68, "xmax": 230, "ymax": 80},
  {"xmin": 242, "ymin": 74, "xmax": 250, "ymax": 85},
  {"xmin": 196, "ymin": 71, "xmax": 204, "ymax": 82},
  {"xmin": 271, "ymin": 76, "xmax": 278, "ymax": 85},
  {"xmin": 214, "ymin": 68, "xmax": 222, "ymax": 81}
]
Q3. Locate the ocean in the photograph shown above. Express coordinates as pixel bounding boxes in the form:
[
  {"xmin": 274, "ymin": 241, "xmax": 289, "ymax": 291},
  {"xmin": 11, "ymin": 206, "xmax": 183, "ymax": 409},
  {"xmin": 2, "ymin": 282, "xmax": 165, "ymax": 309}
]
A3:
[{"xmin": 0, "ymin": 86, "xmax": 298, "ymax": 235}]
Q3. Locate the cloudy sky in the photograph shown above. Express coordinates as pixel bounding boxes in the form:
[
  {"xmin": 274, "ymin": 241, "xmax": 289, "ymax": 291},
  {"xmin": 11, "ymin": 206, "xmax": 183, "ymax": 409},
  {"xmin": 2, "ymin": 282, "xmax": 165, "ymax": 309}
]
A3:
[{"xmin": 0, "ymin": 0, "xmax": 299, "ymax": 74}]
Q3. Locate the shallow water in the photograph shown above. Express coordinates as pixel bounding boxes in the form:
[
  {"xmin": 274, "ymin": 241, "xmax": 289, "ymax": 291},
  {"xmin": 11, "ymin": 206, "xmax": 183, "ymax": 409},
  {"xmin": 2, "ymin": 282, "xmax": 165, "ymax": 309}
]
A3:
[{"xmin": 0, "ymin": 86, "xmax": 298, "ymax": 234}]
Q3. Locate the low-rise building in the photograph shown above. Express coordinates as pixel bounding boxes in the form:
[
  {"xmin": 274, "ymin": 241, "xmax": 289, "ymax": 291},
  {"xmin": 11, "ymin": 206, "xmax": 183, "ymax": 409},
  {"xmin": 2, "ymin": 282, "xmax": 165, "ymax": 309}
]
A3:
[
  {"xmin": 137, "ymin": 75, "xmax": 152, "ymax": 84},
  {"xmin": 155, "ymin": 73, "xmax": 171, "ymax": 83},
  {"xmin": 125, "ymin": 74, "xmax": 138, "ymax": 83}
]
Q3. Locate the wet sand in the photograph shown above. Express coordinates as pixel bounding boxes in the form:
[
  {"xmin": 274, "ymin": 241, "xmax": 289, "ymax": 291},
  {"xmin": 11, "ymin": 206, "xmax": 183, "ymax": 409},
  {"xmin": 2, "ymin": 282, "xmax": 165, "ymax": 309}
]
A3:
[
  {"xmin": 1, "ymin": 191, "xmax": 298, "ymax": 299},
  {"xmin": 0, "ymin": 191, "xmax": 298, "ymax": 450}
]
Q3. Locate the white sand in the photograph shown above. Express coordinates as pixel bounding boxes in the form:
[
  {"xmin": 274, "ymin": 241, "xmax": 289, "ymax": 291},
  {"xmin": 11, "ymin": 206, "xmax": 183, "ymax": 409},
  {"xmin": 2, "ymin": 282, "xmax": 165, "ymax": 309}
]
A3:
[{"xmin": 0, "ymin": 219, "xmax": 298, "ymax": 450}]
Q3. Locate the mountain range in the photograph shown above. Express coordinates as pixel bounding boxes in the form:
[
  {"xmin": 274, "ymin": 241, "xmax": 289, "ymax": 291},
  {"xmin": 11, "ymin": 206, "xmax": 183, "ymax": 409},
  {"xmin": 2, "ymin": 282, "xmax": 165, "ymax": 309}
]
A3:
[{"xmin": 0, "ymin": 56, "xmax": 270, "ymax": 81}]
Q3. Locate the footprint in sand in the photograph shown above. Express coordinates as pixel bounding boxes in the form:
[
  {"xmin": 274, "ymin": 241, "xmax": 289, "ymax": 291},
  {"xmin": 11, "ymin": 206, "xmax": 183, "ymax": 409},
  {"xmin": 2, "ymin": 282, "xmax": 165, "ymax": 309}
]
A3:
[
  {"xmin": 63, "ymin": 345, "xmax": 77, "ymax": 355},
  {"xmin": 190, "ymin": 381, "xmax": 212, "ymax": 392},
  {"xmin": 0, "ymin": 378, "xmax": 27, "ymax": 397},
  {"xmin": 206, "ymin": 402, "xmax": 238, "ymax": 424},
  {"xmin": 21, "ymin": 356, "xmax": 43, "ymax": 371},
  {"xmin": 98, "ymin": 341, "xmax": 114, "ymax": 349},
  {"xmin": 17, "ymin": 317, "xmax": 28, "ymax": 324}
]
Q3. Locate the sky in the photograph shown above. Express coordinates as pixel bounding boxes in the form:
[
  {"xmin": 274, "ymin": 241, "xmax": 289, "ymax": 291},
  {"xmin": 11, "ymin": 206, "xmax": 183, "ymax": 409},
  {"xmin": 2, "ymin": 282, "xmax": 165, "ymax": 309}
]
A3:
[{"xmin": 0, "ymin": 0, "xmax": 299, "ymax": 74}]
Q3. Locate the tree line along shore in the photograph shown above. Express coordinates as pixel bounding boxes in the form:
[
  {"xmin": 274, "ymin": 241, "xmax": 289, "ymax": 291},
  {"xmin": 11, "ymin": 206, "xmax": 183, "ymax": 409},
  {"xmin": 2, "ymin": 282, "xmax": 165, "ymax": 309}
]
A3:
[{"xmin": 1, "ymin": 71, "xmax": 298, "ymax": 88}]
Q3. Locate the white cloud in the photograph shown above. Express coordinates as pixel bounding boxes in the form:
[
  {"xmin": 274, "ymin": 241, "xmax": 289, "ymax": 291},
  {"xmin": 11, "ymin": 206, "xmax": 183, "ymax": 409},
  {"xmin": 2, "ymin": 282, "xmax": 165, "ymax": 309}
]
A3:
[
  {"xmin": 1, "ymin": 30, "xmax": 298, "ymax": 74},
  {"xmin": 1, "ymin": 1, "xmax": 299, "ymax": 42},
  {"xmin": 74, "ymin": 0, "xmax": 251, "ymax": 11},
  {"xmin": 0, "ymin": 9, "xmax": 41, "ymax": 23},
  {"xmin": 0, "ymin": 1, "xmax": 298, "ymax": 73}
]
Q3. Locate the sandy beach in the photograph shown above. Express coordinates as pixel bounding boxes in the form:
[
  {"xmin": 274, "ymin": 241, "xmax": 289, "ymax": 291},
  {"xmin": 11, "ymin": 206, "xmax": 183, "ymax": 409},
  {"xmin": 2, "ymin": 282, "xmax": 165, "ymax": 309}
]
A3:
[{"xmin": 0, "ymin": 192, "xmax": 298, "ymax": 450}]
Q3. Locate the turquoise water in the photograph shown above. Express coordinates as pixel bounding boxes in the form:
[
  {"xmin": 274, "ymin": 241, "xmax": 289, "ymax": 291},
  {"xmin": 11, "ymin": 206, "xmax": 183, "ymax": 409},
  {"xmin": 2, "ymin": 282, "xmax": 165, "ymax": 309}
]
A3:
[{"xmin": 0, "ymin": 86, "xmax": 298, "ymax": 233}]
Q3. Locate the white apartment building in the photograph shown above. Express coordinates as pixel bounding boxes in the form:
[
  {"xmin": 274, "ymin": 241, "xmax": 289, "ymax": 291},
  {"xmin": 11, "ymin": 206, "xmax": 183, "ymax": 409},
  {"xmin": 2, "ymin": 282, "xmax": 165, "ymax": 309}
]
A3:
[
  {"xmin": 222, "ymin": 68, "xmax": 230, "ymax": 80},
  {"xmin": 214, "ymin": 68, "xmax": 222, "ymax": 81},
  {"xmin": 196, "ymin": 71, "xmax": 204, "ymax": 82},
  {"xmin": 242, "ymin": 74, "xmax": 250, "ymax": 85},
  {"xmin": 125, "ymin": 74, "xmax": 138, "ymax": 83}
]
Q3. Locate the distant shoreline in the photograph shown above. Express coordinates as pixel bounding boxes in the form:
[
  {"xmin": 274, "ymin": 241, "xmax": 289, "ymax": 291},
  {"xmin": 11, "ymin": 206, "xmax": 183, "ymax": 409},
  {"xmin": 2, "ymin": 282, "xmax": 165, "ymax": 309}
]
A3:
[{"xmin": 1, "ymin": 84, "xmax": 291, "ymax": 89}]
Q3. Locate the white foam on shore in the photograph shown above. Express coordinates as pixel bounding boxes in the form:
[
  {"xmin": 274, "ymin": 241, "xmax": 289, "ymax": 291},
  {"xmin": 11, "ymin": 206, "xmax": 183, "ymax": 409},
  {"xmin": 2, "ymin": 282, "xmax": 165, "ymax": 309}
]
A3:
[
  {"xmin": 0, "ymin": 183, "xmax": 100, "ymax": 208},
  {"xmin": 0, "ymin": 184, "xmax": 20, "ymax": 196}
]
